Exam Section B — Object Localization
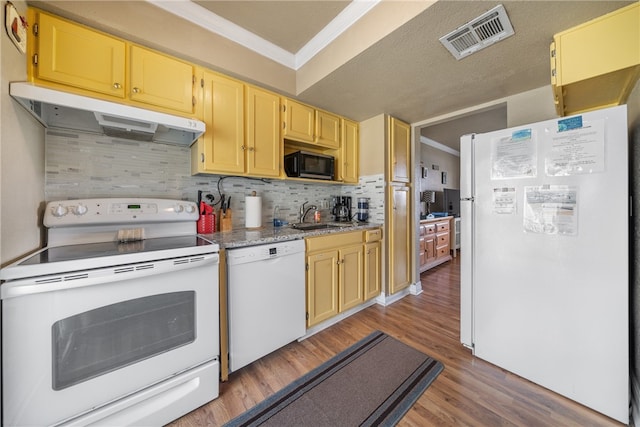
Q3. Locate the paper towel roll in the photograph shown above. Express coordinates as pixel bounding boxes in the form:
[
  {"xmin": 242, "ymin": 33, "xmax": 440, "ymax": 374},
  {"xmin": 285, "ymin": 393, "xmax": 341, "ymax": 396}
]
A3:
[{"xmin": 245, "ymin": 195, "xmax": 262, "ymax": 228}]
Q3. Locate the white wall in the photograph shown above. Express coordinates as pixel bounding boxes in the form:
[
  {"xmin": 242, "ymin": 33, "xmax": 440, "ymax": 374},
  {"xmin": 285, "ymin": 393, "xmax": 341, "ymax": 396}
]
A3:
[{"xmin": 1, "ymin": 0, "xmax": 45, "ymax": 266}]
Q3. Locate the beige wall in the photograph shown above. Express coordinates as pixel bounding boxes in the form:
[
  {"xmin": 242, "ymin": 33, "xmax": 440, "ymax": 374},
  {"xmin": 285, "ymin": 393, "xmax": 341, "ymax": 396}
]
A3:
[
  {"xmin": 418, "ymin": 146, "xmax": 460, "ymax": 192},
  {"xmin": 358, "ymin": 114, "xmax": 386, "ymax": 176},
  {"xmin": 506, "ymin": 85, "xmax": 558, "ymax": 126},
  {"xmin": 1, "ymin": 0, "xmax": 45, "ymax": 265}
]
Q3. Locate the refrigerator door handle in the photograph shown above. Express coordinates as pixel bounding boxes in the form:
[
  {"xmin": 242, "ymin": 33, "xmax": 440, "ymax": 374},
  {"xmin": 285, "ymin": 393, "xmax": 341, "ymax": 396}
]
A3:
[{"xmin": 461, "ymin": 197, "xmax": 474, "ymax": 202}]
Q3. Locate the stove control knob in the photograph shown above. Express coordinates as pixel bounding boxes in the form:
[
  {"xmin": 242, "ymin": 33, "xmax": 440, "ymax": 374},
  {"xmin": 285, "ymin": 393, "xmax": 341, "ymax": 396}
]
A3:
[
  {"xmin": 174, "ymin": 204, "xmax": 184, "ymax": 213},
  {"xmin": 51, "ymin": 204, "xmax": 68, "ymax": 217},
  {"xmin": 74, "ymin": 204, "xmax": 88, "ymax": 216},
  {"xmin": 185, "ymin": 204, "xmax": 196, "ymax": 214}
]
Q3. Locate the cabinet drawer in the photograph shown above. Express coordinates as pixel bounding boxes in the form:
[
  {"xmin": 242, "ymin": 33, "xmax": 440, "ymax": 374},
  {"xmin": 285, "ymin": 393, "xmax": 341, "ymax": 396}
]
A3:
[
  {"xmin": 306, "ymin": 231, "xmax": 362, "ymax": 252},
  {"xmin": 364, "ymin": 228, "xmax": 382, "ymax": 242},
  {"xmin": 424, "ymin": 224, "xmax": 436, "ymax": 234},
  {"xmin": 437, "ymin": 232, "xmax": 449, "ymax": 246},
  {"xmin": 436, "ymin": 246, "xmax": 449, "ymax": 258},
  {"xmin": 436, "ymin": 221, "xmax": 449, "ymax": 232}
]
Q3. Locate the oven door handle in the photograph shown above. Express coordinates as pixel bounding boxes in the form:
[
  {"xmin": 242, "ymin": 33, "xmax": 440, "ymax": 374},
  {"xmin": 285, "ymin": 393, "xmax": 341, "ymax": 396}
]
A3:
[{"xmin": 1, "ymin": 253, "xmax": 219, "ymax": 299}]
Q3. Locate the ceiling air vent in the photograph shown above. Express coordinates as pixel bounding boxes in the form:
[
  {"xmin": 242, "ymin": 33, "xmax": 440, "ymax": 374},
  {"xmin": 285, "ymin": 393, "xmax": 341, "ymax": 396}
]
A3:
[{"xmin": 439, "ymin": 4, "xmax": 514, "ymax": 60}]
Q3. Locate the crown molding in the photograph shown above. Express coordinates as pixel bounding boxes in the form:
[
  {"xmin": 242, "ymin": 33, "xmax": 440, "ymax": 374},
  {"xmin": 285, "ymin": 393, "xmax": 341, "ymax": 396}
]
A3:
[
  {"xmin": 420, "ymin": 136, "xmax": 460, "ymax": 157},
  {"xmin": 295, "ymin": 0, "xmax": 381, "ymax": 69},
  {"xmin": 147, "ymin": 0, "xmax": 379, "ymax": 70}
]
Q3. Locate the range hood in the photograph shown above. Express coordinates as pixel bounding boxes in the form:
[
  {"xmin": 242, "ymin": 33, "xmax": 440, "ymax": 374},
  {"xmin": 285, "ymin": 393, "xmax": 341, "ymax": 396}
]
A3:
[{"xmin": 10, "ymin": 83, "xmax": 205, "ymax": 145}]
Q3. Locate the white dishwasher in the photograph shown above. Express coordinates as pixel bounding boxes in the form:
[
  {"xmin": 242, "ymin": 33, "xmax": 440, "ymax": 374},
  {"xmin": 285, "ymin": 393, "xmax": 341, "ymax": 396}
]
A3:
[{"xmin": 227, "ymin": 239, "xmax": 306, "ymax": 372}]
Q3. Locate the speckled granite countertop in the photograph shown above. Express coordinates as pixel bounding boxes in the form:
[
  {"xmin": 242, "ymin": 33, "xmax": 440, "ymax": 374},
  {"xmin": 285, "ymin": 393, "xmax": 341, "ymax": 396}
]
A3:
[{"xmin": 200, "ymin": 222, "xmax": 382, "ymax": 249}]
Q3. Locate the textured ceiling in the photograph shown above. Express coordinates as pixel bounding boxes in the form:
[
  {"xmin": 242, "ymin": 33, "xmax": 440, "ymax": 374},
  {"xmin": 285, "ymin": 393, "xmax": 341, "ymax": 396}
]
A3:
[
  {"xmin": 27, "ymin": 0, "xmax": 636, "ymax": 150},
  {"xmin": 193, "ymin": 0, "xmax": 350, "ymax": 54}
]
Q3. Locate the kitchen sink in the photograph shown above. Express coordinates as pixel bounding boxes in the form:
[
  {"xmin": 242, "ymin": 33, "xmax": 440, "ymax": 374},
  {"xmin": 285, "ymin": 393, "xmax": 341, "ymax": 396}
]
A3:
[{"xmin": 290, "ymin": 223, "xmax": 340, "ymax": 231}]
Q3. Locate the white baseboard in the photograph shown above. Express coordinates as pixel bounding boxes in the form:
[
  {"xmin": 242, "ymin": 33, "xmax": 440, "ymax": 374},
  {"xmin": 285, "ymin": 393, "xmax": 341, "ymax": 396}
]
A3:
[
  {"xmin": 300, "ymin": 299, "xmax": 378, "ymax": 340},
  {"xmin": 376, "ymin": 288, "xmax": 411, "ymax": 306},
  {"xmin": 299, "ymin": 285, "xmax": 418, "ymax": 340},
  {"xmin": 410, "ymin": 281, "xmax": 423, "ymax": 295}
]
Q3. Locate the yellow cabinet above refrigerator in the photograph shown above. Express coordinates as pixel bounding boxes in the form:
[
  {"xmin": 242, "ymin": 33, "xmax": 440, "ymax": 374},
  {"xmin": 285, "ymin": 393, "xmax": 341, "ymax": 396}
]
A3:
[{"xmin": 550, "ymin": 3, "xmax": 639, "ymax": 116}]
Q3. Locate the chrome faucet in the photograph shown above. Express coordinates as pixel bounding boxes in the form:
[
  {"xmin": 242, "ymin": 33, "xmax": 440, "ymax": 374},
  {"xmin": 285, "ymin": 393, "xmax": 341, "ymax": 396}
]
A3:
[{"xmin": 299, "ymin": 201, "xmax": 317, "ymax": 223}]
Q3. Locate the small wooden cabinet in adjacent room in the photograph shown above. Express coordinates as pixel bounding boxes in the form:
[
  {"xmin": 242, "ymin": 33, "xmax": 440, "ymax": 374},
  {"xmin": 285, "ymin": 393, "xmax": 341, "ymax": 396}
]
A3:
[{"xmin": 419, "ymin": 216, "xmax": 453, "ymax": 273}]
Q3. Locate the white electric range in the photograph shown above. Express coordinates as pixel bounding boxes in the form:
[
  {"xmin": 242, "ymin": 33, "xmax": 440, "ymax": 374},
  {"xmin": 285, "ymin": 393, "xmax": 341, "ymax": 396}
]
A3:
[{"xmin": 1, "ymin": 198, "xmax": 220, "ymax": 426}]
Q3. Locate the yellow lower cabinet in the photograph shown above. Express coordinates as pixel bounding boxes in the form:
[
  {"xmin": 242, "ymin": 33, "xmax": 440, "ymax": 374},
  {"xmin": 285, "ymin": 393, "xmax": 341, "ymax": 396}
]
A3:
[
  {"xmin": 306, "ymin": 250, "xmax": 339, "ymax": 327},
  {"xmin": 387, "ymin": 184, "xmax": 412, "ymax": 294},
  {"xmin": 338, "ymin": 245, "xmax": 364, "ymax": 312},
  {"xmin": 306, "ymin": 230, "xmax": 381, "ymax": 327},
  {"xmin": 364, "ymin": 240, "xmax": 382, "ymax": 301}
]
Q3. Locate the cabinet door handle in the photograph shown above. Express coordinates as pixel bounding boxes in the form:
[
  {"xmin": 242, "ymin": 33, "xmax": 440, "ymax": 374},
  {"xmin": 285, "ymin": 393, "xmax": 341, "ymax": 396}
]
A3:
[
  {"xmin": 113, "ymin": 83, "xmax": 121, "ymax": 89},
  {"xmin": 249, "ymin": 147, "xmax": 255, "ymax": 152},
  {"xmin": 132, "ymin": 87, "xmax": 141, "ymax": 94},
  {"xmin": 240, "ymin": 145, "xmax": 246, "ymax": 151}
]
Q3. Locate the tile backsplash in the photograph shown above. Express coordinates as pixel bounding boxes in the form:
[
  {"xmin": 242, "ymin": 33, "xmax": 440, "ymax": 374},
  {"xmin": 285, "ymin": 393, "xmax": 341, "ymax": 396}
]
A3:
[{"xmin": 45, "ymin": 130, "xmax": 385, "ymax": 228}]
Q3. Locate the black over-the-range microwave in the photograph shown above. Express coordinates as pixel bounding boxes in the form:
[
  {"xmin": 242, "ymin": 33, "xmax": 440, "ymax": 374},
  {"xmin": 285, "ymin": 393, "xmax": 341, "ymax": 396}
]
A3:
[{"xmin": 284, "ymin": 151, "xmax": 335, "ymax": 180}]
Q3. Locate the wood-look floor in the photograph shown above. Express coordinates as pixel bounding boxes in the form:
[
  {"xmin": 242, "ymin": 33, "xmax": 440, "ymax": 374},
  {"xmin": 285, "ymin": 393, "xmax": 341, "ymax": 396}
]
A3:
[{"xmin": 169, "ymin": 256, "xmax": 623, "ymax": 426}]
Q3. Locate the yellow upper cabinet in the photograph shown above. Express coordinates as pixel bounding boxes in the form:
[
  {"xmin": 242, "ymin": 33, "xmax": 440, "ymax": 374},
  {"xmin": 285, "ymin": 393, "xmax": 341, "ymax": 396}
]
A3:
[
  {"xmin": 27, "ymin": 8, "xmax": 197, "ymax": 117},
  {"xmin": 194, "ymin": 72, "xmax": 245, "ymax": 174},
  {"xmin": 129, "ymin": 45, "xmax": 196, "ymax": 114},
  {"xmin": 283, "ymin": 98, "xmax": 315, "ymax": 143},
  {"xmin": 388, "ymin": 117, "xmax": 411, "ymax": 183},
  {"xmin": 340, "ymin": 119, "xmax": 359, "ymax": 183},
  {"xmin": 282, "ymin": 99, "xmax": 343, "ymax": 149},
  {"xmin": 245, "ymin": 86, "xmax": 281, "ymax": 177},
  {"xmin": 315, "ymin": 110, "xmax": 341, "ymax": 149},
  {"xmin": 551, "ymin": 3, "xmax": 640, "ymax": 116},
  {"xmin": 30, "ymin": 9, "xmax": 126, "ymax": 98}
]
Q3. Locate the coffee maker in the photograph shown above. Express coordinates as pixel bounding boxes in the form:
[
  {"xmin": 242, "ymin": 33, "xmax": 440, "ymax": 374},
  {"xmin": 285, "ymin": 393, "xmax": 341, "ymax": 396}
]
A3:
[{"xmin": 332, "ymin": 196, "xmax": 352, "ymax": 222}]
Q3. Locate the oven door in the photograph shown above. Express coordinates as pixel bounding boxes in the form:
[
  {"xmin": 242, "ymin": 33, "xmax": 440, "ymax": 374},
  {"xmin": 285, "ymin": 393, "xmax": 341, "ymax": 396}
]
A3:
[{"xmin": 2, "ymin": 253, "xmax": 219, "ymax": 426}]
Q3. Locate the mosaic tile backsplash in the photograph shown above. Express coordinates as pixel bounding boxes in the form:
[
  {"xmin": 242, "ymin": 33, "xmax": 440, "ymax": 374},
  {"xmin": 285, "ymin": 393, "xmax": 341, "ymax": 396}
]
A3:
[{"xmin": 45, "ymin": 130, "xmax": 386, "ymax": 228}]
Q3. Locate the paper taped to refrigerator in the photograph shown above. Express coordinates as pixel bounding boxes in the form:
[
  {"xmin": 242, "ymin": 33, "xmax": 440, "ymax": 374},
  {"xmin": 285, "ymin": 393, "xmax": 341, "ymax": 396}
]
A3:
[
  {"xmin": 523, "ymin": 185, "xmax": 578, "ymax": 235},
  {"xmin": 491, "ymin": 128, "xmax": 537, "ymax": 179},
  {"xmin": 492, "ymin": 187, "xmax": 516, "ymax": 214},
  {"xmin": 545, "ymin": 118, "xmax": 605, "ymax": 176}
]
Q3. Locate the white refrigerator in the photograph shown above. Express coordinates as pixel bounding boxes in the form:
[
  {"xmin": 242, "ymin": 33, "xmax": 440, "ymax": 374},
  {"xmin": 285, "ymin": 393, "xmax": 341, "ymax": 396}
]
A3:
[{"xmin": 460, "ymin": 105, "xmax": 628, "ymax": 424}]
